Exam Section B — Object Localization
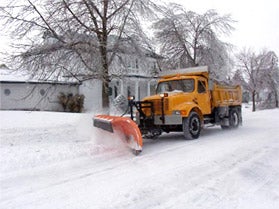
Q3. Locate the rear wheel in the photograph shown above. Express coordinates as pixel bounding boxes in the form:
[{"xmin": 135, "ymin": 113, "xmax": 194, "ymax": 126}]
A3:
[
  {"xmin": 221, "ymin": 108, "xmax": 240, "ymax": 129},
  {"xmin": 183, "ymin": 111, "xmax": 201, "ymax": 140},
  {"xmin": 229, "ymin": 108, "xmax": 240, "ymax": 128}
]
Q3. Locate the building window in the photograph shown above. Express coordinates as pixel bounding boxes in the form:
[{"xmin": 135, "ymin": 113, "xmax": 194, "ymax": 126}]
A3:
[
  {"xmin": 127, "ymin": 86, "xmax": 131, "ymax": 97},
  {"xmin": 108, "ymin": 87, "xmax": 112, "ymax": 96},
  {"xmin": 114, "ymin": 86, "xmax": 118, "ymax": 98},
  {"xmin": 153, "ymin": 62, "xmax": 157, "ymax": 70},
  {"xmin": 40, "ymin": 89, "xmax": 46, "ymax": 96},
  {"xmin": 135, "ymin": 59, "xmax": 139, "ymax": 69},
  {"xmin": 138, "ymin": 85, "xmax": 140, "ymax": 99},
  {"xmin": 4, "ymin": 89, "xmax": 11, "ymax": 96}
]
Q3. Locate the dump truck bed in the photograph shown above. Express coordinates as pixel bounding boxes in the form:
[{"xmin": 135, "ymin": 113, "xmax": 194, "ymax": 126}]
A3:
[{"xmin": 211, "ymin": 83, "xmax": 242, "ymax": 107}]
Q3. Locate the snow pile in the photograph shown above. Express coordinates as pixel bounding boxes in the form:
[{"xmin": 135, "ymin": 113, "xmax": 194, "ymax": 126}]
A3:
[
  {"xmin": 0, "ymin": 108, "xmax": 279, "ymax": 209},
  {"xmin": 0, "ymin": 111, "xmax": 131, "ymax": 172}
]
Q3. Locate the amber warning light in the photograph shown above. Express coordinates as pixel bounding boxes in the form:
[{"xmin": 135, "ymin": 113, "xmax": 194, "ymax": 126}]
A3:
[{"xmin": 160, "ymin": 93, "xmax": 168, "ymax": 98}]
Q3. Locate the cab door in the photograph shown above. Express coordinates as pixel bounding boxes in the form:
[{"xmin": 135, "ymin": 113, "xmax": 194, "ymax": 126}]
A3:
[{"xmin": 195, "ymin": 78, "xmax": 211, "ymax": 114}]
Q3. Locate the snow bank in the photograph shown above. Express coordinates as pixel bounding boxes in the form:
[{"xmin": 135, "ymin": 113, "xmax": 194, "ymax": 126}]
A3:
[
  {"xmin": 0, "ymin": 110, "xmax": 131, "ymax": 172},
  {"xmin": 0, "ymin": 111, "xmax": 82, "ymax": 129}
]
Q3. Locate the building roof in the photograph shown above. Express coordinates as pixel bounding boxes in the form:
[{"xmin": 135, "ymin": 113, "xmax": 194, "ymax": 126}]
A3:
[
  {"xmin": 0, "ymin": 65, "xmax": 30, "ymax": 82},
  {"xmin": 0, "ymin": 65, "xmax": 80, "ymax": 85}
]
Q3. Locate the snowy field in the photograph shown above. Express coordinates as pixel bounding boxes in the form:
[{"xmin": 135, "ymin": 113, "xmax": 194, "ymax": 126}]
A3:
[{"xmin": 0, "ymin": 107, "xmax": 279, "ymax": 209}]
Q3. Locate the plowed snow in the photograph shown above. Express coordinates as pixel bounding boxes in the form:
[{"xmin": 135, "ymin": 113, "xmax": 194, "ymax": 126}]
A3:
[{"xmin": 1, "ymin": 107, "xmax": 279, "ymax": 209}]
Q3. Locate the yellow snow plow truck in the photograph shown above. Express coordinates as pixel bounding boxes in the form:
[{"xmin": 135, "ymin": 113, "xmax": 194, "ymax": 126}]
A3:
[{"xmin": 94, "ymin": 66, "xmax": 242, "ymax": 155}]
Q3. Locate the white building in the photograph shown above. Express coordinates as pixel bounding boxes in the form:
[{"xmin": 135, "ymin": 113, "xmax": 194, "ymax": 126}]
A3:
[
  {"xmin": 0, "ymin": 66, "xmax": 80, "ymax": 111},
  {"xmin": 79, "ymin": 54, "xmax": 158, "ymax": 111},
  {"xmin": 74, "ymin": 40, "xmax": 162, "ymax": 112}
]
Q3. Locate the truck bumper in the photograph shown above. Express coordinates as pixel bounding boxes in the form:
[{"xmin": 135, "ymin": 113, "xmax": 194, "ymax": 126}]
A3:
[{"xmin": 154, "ymin": 115, "xmax": 182, "ymax": 125}]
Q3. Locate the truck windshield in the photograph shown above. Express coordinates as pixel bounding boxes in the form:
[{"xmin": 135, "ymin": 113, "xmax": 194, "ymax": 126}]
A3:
[{"xmin": 156, "ymin": 79, "xmax": 194, "ymax": 94}]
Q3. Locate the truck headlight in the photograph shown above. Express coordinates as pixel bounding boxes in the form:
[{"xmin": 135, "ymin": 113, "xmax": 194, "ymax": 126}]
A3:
[
  {"xmin": 128, "ymin": 96, "xmax": 135, "ymax": 101},
  {"xmin": 172, "ymin": 110, "xmax": 181, "ymax": 115}
]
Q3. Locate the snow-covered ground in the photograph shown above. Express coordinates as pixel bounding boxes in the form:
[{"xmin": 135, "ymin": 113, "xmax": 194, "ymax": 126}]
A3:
[{"xmin": 0, "ymin": 107, "xmax": 279, "ymax": 209}]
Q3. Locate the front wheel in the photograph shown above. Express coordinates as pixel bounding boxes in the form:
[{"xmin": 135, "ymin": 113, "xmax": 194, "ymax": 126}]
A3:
[{"xmin": 183, "ymin": 111, "xmax": 201, "ymax": 140}]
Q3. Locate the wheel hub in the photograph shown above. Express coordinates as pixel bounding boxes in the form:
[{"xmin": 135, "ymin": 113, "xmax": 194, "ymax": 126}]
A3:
[{"xmin": 190, "ymin": 118, "xmax": 200, "ymax": 135}]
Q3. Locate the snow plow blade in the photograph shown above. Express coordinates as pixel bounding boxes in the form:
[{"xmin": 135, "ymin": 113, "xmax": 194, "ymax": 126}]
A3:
[{"xmin": 93, "ymin": 115, "xmax": 143, "ymax": 155}]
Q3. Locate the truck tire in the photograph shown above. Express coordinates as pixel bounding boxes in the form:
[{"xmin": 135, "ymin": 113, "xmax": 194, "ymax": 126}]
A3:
[
  {"xmin": 183, "ymin": 111, "xmax": 201, "ymax": 140},
  {"xmin": 229, "ymin": 108, "xmax": 240, "ymax": 128},
  {"xmin": 221, "ymin": 108, "xmax": 240, "ymax": 129}
]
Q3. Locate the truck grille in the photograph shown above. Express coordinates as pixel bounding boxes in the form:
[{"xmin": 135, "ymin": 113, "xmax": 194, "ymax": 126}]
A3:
[
  {"xmin": 141, "ymin": 98, "xmax": 169, "ymax": 117},
  {"xmin": 152, "ymin": 98, "xmax": 169, "ymax": 114}
]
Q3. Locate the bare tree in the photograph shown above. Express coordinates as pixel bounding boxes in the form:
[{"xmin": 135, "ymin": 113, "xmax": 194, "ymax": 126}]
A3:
[
  {"xmin": 153, "ymin": 3, "xmax": 235, "ymax": 80},
  {"xmin": 231, "ymin": 69, "xmax": 246, "ymax": 86},
  {"xmin": 259, "ymin": 51, "xmax": 279, "ymax": 108},
  {"xmin": 0, "ymin": 0, "xmax": 160, "ymax": 110},
  {"xmin": 236, "ymin": 48, "xmax": 279, "ymax": 111}
]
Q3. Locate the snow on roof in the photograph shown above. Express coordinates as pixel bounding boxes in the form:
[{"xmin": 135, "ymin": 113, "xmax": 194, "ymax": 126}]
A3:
[
  {"xmin": 0, "ymin": 65, "xmax": 31, "ymax": 82},
  {"xmin": 0, "ymin": 65, "xmax": 80, "ymax": 85}
]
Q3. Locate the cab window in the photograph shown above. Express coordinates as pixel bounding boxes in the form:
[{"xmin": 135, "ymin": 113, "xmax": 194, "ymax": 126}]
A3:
[
  {"xmin": 156, "ymin": 79, "xmax": 194, "ymax": 94},
  {"xmin": 198, "ymin": 80, "xmax": 206, "ymax": 93}
]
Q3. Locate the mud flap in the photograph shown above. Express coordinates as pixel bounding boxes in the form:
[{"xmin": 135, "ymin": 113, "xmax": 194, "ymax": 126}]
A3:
[{"xmin": 93, "ymin": 115, "xmax": 143, "ymax": 155}]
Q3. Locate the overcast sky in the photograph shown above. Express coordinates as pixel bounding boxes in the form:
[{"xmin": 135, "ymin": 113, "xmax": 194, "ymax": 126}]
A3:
[
  {"xmin": 0, "ymin": 0, "xmax": 279, "ymax": 61},
  {"xmin": 167, "ymin": 0, "xmax": 279, "ymax": 55}
]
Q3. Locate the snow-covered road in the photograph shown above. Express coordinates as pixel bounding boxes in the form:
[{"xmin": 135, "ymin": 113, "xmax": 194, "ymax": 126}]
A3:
[{"xmin": 0, "ymin": 108, "xmax": 279, "ymax": 209}]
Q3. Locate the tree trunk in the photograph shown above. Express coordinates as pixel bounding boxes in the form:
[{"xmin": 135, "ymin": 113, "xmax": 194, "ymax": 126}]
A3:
[
  {"xmin": 100, "ymin": 39, "xmax": 110, "ymax": 110},
  {"xmin": 275, "ymin": 90, "xmax": 279, "ymax": 108},
  {"xmin": 100, "ymin": 1, "xmax": 110, "ymax": 111},
  {"xmin": 271, "ymin": 81, "xmax": 279, "ymax": 108},
  {"xmin": 252, "ymin": 90, "xmax": 256, "ymax": 112},
  {"xmin": 102, "ymin": 80, "xmax": 110, "ymax": 110},
  {"xmin": 100, "ymin": 48, "xmax": 110, "ymax": 110}
]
